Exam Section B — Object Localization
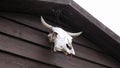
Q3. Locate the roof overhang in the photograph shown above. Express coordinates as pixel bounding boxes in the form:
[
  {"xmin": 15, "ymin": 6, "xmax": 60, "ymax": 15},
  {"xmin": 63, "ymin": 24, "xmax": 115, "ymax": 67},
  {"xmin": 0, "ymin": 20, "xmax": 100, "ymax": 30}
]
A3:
[{"xmin": 0, "ymin": 0, "xmax": 120, "ymax": 60}]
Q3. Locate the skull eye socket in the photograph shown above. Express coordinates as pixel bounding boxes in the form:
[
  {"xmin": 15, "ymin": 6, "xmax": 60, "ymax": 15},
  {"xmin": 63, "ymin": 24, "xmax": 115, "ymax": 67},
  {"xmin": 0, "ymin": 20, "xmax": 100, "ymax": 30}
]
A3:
[
  {"xmin": 48, "ymin": 32, "xmax": 58, "ymax": 42},
  {"xmin": 66, "ymin": 44, "xmax": 71, "ymax": 50},
  {"xmin": 52, "ymin": 32, "xmax": 58, "ymax": 38}
]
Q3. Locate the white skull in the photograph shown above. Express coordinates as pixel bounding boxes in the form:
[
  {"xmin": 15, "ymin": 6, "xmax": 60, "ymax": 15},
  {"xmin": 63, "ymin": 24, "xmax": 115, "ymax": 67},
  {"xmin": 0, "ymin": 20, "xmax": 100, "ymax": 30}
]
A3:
[{"xmin": 41, "ymin": 16, "xmax": 82, "ymax": 55}]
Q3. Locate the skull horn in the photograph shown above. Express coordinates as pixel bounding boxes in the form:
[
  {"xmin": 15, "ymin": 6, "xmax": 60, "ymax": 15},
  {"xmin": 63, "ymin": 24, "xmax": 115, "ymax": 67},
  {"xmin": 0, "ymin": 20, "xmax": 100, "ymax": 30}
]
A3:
[
  {"xmin": 41, "ymin": 16, "xmax": 53, "ymax": 29},
  {"xmin": 67, "ymin": 31, "xmax": 82, "ymax": 37}
]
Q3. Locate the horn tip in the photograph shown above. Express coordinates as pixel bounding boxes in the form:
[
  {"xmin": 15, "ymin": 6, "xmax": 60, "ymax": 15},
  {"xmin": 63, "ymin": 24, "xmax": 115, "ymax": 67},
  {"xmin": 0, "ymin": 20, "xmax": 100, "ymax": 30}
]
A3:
[
  {"xmin": 79, "ymin": 31, "xmax": 83, "ymax": 34},
  {"xmin": 40, "ymin": 16, "xmax": 53, "ymax": 29},
  {"xmin": 77, "ymin": 31, "xmax": 83, "ymax": 36},
  {"xmin": 41, "ymin": 16, "xmax": 43, "ymax": 20}
]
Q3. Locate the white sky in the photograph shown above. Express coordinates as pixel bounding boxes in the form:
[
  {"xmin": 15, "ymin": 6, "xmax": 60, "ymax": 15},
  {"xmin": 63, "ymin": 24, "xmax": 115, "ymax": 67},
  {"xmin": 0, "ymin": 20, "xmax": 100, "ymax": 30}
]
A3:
[{"xmin": 74, "ymin": 0, "xmax": 120, "ymax": 37}]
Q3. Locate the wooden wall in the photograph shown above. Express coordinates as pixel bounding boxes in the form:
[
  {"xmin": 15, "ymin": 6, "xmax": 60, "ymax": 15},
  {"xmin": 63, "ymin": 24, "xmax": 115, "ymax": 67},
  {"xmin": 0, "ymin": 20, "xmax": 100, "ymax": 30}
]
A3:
[{"xmin": 0, "ymin": 12, "xmax": 120, "ymax": 68}]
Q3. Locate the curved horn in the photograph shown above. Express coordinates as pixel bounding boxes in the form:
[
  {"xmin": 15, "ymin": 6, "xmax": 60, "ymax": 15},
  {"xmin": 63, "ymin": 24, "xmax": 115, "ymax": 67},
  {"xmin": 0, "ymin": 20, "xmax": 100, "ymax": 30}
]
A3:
[
  {"xmin": 41, "ymin": 16, "xmax": 53, "ymax": 29},
  {"xmin": 67, "ymin": 31, "xmax": 82, "ymax": 37}
]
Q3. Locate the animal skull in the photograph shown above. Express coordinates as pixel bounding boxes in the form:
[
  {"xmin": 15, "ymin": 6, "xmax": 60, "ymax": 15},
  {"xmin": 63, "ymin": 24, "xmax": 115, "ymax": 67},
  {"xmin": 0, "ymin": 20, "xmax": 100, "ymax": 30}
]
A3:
[{"xmin": 41, "ymin": 16, "xmax": 82, "ymax": 55}]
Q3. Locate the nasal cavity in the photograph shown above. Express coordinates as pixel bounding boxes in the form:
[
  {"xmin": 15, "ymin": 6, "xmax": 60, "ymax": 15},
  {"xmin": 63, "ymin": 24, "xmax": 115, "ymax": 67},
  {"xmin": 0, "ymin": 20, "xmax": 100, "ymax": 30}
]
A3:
[{"xmin": 66, "ymin": 44, "xmax": 71, "ymax": 50}]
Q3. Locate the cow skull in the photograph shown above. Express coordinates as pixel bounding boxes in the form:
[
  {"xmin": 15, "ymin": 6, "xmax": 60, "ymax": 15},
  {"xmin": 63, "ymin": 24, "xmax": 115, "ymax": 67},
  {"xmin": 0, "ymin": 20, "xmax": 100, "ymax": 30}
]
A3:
[{"xmin": 41, "ymin": 16, "xmax": 82, "ymax": 55}]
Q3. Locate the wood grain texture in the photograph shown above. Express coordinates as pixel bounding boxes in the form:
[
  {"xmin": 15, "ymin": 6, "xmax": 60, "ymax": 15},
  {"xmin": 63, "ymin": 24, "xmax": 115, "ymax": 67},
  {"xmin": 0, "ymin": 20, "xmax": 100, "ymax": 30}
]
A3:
[
  {"xmin": 0, "ymin": 12, "xmax": 119, "ymax": 68},
  {"xmin": 0, "ymin": 17, "xmax": 109, "ymax": 64},
  {"xmin": 0, "ymin": 34, "xmax": 106, "ymax": 68},
  {"xmin": 0, "ymin": 51, "xmax": 60, "ymax": 68},
  {"xmin": 0, "ymin": 12, "xmax": 103, "ymax": 51}
]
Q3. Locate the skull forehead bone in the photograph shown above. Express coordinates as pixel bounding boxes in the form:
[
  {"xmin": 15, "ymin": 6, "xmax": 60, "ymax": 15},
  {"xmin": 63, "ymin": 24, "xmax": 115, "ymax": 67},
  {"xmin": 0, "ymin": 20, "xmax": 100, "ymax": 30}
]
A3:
[{"xmin": 41, "ymin": 16, "xmax": 82, "ymax": 55}]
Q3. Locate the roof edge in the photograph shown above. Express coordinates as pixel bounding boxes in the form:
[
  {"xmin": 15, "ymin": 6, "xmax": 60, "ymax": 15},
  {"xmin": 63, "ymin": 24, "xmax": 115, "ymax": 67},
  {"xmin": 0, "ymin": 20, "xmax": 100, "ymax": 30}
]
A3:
[{"xmin": 69, "ymin": 1, "xmax": 120, "ymax": 43}]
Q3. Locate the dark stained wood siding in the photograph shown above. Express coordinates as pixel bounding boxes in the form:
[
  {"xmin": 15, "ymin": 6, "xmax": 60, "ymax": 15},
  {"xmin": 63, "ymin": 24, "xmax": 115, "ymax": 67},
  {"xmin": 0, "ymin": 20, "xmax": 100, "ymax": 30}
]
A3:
[
  {"xmin": 0, "ymin": 51, "xmax": 59, "ymax": 68},
  {"xmin": 0, "ymin": 12, "xmax": 120, "ymax": 68}
]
